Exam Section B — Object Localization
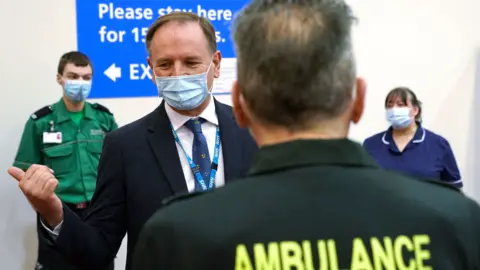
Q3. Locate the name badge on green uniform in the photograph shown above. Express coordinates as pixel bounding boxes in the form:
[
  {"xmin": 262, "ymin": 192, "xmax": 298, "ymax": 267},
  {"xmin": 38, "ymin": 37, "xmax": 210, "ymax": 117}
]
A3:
[{"xmin": 43, "ymin": 132, "xmax": 62, "ymax": 144}]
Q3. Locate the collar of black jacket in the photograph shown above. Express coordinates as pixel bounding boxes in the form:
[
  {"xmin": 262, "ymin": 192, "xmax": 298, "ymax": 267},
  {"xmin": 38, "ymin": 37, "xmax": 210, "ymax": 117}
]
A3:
[{"xmin": 248, "ymin": 139, "xmax": 378, "ymax": 176}]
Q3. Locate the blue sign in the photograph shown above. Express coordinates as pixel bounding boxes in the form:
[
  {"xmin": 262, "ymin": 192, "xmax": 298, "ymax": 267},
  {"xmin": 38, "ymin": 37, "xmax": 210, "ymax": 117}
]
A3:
[{"xmin": 76, "ymin": 0, "xmax": 248, "ymax": 99}]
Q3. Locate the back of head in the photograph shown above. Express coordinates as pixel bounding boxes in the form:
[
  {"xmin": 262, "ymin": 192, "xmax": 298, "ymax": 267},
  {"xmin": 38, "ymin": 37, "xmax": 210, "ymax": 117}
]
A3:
[{"xmin": 232, "ymin": 0, "xmax": 357, "ymax": 131}]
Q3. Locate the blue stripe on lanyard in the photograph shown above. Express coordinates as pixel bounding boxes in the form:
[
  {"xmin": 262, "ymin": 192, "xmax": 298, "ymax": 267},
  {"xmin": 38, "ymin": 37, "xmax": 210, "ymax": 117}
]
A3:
[{"xmin": 171, "ymin": 124, "xmax": 220, "ymax": 191}]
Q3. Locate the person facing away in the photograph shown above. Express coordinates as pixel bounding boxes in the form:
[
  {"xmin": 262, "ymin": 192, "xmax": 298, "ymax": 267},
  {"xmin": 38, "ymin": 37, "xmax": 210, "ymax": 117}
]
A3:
[
  {"xmin": 363, "ymin": 87, "xmax": 462, "ymax": 188},
  {"xmin": 131, "ymin": 0, "xmax": 480, "ymax": 269},
  {"xmin": 12, "ymin": 51, "xmax": 117, "ymax": 270},
  {"xmin": 7, "ymin": 12, "xmax": 257, "ymax": 270}
]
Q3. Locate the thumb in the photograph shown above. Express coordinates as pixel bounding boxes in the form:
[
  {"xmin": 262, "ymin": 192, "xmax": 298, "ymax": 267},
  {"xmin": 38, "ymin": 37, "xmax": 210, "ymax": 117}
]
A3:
[{"xmin": 8, "ymin": 167, "xmax": 25, "ymax": 182}]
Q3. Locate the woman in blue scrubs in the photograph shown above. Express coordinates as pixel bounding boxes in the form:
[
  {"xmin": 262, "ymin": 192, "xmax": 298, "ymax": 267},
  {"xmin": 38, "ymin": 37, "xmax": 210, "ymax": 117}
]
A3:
[{"xmin": 363, "ymin": 87, "xmax": 462, "ymax": 188}]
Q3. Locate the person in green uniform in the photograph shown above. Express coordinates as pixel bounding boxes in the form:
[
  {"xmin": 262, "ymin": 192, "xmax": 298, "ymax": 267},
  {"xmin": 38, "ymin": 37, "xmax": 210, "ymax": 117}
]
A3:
[
  {"xmin": 132, "ymin": 1, "xmax": 480, "ymax": 269},
  {"xmin": 13, "ymin": 51, "xmax": 117, "ymax": 270}
]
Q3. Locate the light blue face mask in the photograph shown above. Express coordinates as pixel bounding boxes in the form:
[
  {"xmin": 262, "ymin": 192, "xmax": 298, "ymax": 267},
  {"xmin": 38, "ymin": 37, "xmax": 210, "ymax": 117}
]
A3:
[
  {"xmin": 155, "ymin": 63, "xmax": 212, "ymax": 110},
  {"xmin": 386, "ymin": 107, "xmax": 413, "ymax": 129},
  {"xmin": 64, "ymin": 79, "xmax": 92, "ymax": 102}
]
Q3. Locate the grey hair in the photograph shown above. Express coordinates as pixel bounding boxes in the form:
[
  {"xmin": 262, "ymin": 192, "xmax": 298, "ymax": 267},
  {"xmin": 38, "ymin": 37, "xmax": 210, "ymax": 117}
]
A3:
[{"xmin": 232, "ymin": 0, "xmax": 357, "ymax": 130}]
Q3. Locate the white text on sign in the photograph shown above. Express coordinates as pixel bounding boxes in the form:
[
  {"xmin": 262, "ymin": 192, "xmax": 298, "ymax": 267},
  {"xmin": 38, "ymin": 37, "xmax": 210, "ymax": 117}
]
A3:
[
  {"xmin": 130, "ymin": 64, "xmax": 152, "ymax": 80},
  {"xmin": 97, "ymin": 3, "xmax": 233, "ymax": 44},
  {"xmin": 100, "ymin": 26, "xmax": 226, "ymax": 44},
  {"xmin": 98, "ymin": 3, "xmax": 232, "ymax": 21}
]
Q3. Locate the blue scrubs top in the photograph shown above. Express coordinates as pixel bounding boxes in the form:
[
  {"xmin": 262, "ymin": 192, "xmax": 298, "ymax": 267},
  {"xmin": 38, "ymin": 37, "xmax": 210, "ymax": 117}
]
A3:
[{"xmin": 363, "ymin": 124, "xmax": 462, "ymax": 188}]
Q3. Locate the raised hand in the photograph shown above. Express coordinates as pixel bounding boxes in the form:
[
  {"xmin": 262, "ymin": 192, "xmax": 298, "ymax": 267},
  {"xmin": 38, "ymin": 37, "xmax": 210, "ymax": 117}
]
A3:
[{"xmin": 8, "ymin": 165, "xmax": 63, "ymax": 227}]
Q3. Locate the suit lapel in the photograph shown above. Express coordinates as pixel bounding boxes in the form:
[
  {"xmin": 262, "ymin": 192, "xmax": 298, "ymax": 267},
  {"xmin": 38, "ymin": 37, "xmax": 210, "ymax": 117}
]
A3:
[
  {"xmin": 147, "ymin": 102, "xmax": 188, "ymax": 195},
  {"xmin": 215, "ymin": 99, "xmax": 243, "ymax": 183}
]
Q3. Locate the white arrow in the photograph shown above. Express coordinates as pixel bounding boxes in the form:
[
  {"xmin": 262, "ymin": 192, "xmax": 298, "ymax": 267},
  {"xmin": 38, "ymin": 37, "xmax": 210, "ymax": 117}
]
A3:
[{"xmin": 104, "ymin": 63, "xmax": 121, "ymax": 82}]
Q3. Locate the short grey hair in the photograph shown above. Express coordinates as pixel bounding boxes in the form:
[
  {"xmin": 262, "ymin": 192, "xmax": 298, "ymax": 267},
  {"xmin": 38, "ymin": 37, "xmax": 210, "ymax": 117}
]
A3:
[{"xmin": 232, "ymin": 0, "xmax": 357, "ymax": 130}]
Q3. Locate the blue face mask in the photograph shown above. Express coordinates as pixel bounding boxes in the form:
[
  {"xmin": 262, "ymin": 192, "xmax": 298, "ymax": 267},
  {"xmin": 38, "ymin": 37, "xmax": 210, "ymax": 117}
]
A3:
[
  {"xmin": 64, "ymin": 80, "xmax": 92, "ymax": 102},
  {"xmin": 386, "ymin": 107, "xmax": 413, "ymax": 129},
  {"xmin": 155, "ymin": 63, "xmax": 212, "ymax": 110}
]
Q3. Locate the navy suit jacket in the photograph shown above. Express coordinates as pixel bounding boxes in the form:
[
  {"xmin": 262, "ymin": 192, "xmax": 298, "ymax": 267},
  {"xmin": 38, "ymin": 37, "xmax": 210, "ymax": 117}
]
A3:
[{"xmin": 40, "ymin": 99, "xmax": 258, "ymax": 269}]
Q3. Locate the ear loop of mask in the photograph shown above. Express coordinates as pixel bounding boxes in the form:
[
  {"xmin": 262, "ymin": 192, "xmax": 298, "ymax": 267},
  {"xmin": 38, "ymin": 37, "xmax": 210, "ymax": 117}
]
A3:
[{"xmin": 207, "ymin": 60, "xmax": 215, "ymax": 93}]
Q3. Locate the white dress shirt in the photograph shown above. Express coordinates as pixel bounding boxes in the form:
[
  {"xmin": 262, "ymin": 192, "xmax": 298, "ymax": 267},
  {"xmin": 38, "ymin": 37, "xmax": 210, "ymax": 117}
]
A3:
[
  {"xmin": 165, "ymin": 99, "xmax": 225, "ymax": 192},
  {"xmin": 43, "ymin": 98, "xmax": 225, "ymax": 236}
]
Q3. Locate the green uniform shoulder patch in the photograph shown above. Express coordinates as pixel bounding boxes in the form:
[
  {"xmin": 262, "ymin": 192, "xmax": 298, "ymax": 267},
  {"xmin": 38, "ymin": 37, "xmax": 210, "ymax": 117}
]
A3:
[
  {"xmin": 30, "ymin": 105, "xmax": 53, "ymax": 121},
  {"xmin": 161, "ymin": 191, "xmax": 208, "ymax": 206},
  {"xmin": 92, "ymin": 103, "xmax": 112, "ymax": 115}
]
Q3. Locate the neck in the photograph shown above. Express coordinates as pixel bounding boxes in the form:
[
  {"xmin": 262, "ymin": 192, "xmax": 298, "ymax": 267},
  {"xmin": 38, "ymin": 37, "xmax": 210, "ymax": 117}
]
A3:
[
  {"xmin": 252, "ymin": 120, "xmax": 349, "ymax": 147},
  {"xmin": 171, "ymin": 95, "xmax": 212, "ymax": 117},
  {"xmin": 392, "ymin": 122, "xmax": 417, "ymax": 136},
  {"xmin": 63, "ymin": 96, "xmax": 84, "ymax": 112}
]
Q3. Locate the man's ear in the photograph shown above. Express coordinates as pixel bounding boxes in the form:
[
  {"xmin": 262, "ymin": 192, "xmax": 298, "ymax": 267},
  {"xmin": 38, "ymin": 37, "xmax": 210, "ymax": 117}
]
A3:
[
  {"xmin": 56, "ymin": 74, "xmax": 63, "ymax": 86},
  {"xmin": 147, "ymin": 57, "xmax": 156, "ymax": 84},
  {"xmin": 231, "ymin": 80, "xmax": 248, "ymax": 128},
  {"xmin": 351, "ymin": 77, "xmax": 366, "ymax": 124},
  {"xmin": 213, "ymin": 51, "xmax": 222, "ymax": 79}
]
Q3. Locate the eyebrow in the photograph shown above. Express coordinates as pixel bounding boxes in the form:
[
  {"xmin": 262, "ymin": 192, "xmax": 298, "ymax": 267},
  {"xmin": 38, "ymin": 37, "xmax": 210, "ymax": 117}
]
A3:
[
  {"xmin": 155, "ymin": 55, "xmax": 203, "ymax": 64},
  {"xmin": 66, "ymin": 72, "xmax": 92, "ymax": 76},
  {"xmin": 184, "ymin": 56, "xmax": 202, "ymax": 61}
]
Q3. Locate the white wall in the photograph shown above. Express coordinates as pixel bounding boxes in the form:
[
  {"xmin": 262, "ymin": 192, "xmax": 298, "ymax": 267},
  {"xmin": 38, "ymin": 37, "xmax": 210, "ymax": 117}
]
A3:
[{"xmin": 1, "ymin": 0, "xmax": 479, "ymax": 269}]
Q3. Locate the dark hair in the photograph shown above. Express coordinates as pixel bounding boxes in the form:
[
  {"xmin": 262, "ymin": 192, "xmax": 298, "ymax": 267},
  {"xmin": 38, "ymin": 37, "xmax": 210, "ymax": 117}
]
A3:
[
  {"xmin": 232, "ymin": 0, "xmax": 356, "ymax": 131},
  {"xmin": 57, "ymin": 51, "xmax": 92, "ymax": 75},
  {"xmin": 385, "ymin": 87, "xmax": 423, "ymax": 122},
  {"xmin": 146, "ymin": 12, "xmax": 217, "ymax": 55}
]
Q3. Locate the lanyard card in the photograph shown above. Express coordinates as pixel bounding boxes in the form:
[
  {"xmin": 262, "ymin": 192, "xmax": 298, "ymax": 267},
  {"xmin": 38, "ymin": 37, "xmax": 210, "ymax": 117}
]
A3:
[{"xmin": 43, "ymin": 132, "xmax": 62, "ymax": 144}]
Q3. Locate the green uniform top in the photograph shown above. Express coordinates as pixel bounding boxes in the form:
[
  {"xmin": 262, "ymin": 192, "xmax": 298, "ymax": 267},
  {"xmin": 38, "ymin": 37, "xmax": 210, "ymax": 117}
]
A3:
[
  {"xmin": 69, "ymin": 110, "xmax": 84, "ymax": 126},
  {"xmin": 14, "ymin": 99, "xmax": 118, "ymax": 204},
  {"xmin": 133, "ymin": 139, "xmax": 480, "ymax": 270}
]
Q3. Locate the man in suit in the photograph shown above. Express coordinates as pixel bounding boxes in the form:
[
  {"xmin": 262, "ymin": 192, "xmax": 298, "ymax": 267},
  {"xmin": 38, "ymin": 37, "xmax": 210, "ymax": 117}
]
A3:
[
  {"xmin": 7, "ymin": 12, "xmax": 257, "ymax": 270},
  {"xmin": 131, "ymin": 0, "xmax": 480, "ymax": 269}
]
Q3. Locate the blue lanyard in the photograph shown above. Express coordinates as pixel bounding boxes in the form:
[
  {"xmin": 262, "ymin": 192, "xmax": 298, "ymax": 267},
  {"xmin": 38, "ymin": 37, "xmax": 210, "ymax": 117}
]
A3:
[{"xmin": 171, "ymin": 124, "xmax": 220, "ymax": 191}]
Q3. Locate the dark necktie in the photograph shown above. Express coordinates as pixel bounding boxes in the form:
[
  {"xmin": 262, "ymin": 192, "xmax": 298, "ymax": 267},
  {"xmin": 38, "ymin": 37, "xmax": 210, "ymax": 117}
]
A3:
[{"xmin": 184, "ymin": 118, "xmax": 211, "ymax": 191}]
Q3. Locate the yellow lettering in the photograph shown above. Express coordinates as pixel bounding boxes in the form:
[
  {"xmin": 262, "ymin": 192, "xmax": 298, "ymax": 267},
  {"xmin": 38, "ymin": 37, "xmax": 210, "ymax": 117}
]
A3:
[
  {"xmin": 318, "ymin": 240, "xmax": 339, "ymax": 270},
  {"xmin": 413, "ymin": 235, "xmax": 432, "ymax": 270},
  {"xmin": 371, "ymin": 237, "xmax": 395, "ymax": 269},
  {"xmin": 236, "ymin": 235, "xmax": 431, "ymax": 270},
  {"xmin": 254, "ymin": 243, "xmax": 281, "ymax": 270},
  {"xmin": 318, "ymin": 240, "xmax": 328, "ymax": 270},
  {"xmin": 280, "ymin": 241, "xmax": 305, "ymax": 270},
  {"xmin": 327, "ymin": 240, "xmax": 339, "ymax": 270},
  {"xmin": 393, "ymin": 236, "xmax": 415, "ymax": 270},
  {"xmin": 302, "ymin": 241, "xmax": 315, "ymax": 270},
  {"xmin": 235, "ymin": 244, "xmax": 253, "ymax": 270},
  {"xmin": 350, "ymin": 238, "xmax": 373, "ymax": 270}
]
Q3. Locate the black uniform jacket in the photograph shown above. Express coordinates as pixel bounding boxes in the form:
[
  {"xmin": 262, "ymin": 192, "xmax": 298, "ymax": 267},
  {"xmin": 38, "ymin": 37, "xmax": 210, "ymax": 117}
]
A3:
[{"xmin": 133, "ymin": 139, "xmax": 480, "ymax": 270}]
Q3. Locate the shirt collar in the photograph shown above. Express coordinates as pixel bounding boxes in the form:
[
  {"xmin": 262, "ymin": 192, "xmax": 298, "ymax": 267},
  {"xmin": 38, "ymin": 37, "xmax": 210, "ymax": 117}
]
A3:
[
  {"xmin": 164, "ymin": 96, "xmax": 219, "ymax": 131},
  {"xmin": 381, "ymin": 122, "xmax": 426, "ymax": 145},
  {"xmin": 83, "ymin": 102, "xmax": 96, "ymax": 120},
  {"xmin": 53, "ymin": 98, "xmax": 95, "ymax": 123},
  {"xmin": 248, "ymin": 139, "xmax": 378, "ymax": 176}
]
